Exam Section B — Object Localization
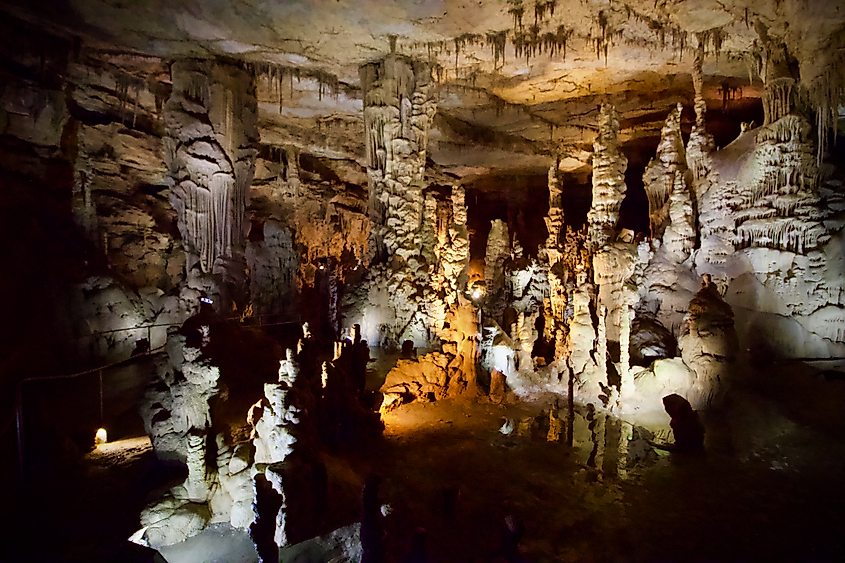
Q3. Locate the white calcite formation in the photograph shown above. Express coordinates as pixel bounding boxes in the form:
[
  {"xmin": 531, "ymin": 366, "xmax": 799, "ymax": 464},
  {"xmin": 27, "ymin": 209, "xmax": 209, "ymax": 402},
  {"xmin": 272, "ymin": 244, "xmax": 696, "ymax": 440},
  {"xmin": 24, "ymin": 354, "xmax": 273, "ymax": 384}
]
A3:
[
  {"xmin": 587, "ymin": 104, "xmax": 627, "ymax": 251},
  {"xmin": 663, "ymin": 170, "xmax": 697, "ymax": 263},
  {"xmin": 163, "ymin": 59, "xmax": 259, "ymax": 297},
  {"xmin": 361, "ymin": 55, "xmax": 437, "ymax": 348},
  {"xmin": 138, "ymin": 329, "xmax": 221, "ymax": 547},
  {"xmin": 733, "ymin": 115, "xmax": 825, "ymax": 254},
  {"xmin": 251, "ymin": 350, "xmax": 307, "ymax": 548},
  {"xmin": 642, "ymin": 104, "xmax": 689, "ymax": 243},
  {"xmin": 592, "ymin": 242, "xmax": 638, "ymax": 342},
  {"xmin": 678, "ymin": 277, "xmax": 739, "ymax": 408},
  {"xmin": 687, "ymin": 40, "xmax": 715, "ymax": 184},
  {"xmin": 567, "ymin": 271, "xmax": 602, "ymax": 402}
]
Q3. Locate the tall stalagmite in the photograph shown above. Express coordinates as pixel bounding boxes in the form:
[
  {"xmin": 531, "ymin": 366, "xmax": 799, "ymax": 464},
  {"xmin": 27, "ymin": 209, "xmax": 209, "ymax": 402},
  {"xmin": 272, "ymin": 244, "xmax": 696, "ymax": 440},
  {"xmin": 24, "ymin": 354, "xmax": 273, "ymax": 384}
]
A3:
[
  {"xmin": 687, "ymin": 38, "xmax": 715, "ymax": 184},
  {"xmin": 360, "ymin": 55, "xmax": 437, "ymax": 347},
  {"xmin": 587, "ymin": 104, "xmax": 627, "ymax": 251},
  {"xmin": 643, "ymin": 104, "xmax": 687, "ymax": 241}
]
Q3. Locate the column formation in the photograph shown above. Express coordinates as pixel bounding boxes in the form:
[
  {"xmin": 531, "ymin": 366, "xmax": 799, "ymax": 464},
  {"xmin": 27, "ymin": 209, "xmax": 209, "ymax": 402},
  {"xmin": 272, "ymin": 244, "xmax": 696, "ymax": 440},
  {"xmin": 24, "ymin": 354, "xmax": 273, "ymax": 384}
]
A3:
[
  {"xmin": 586, "ymin": 104, "xmax": 628, "ymax": 251},
  {"xmin": 163, "ymin": 59, "xmax": 259, "ymax": 302},
  {"xmin": 360, "ymin": 55, "xmax": 437, "ymax": 348},
  {"xmin": 687, "ymin": 38, "xmax": 715, "ymax": 183}
]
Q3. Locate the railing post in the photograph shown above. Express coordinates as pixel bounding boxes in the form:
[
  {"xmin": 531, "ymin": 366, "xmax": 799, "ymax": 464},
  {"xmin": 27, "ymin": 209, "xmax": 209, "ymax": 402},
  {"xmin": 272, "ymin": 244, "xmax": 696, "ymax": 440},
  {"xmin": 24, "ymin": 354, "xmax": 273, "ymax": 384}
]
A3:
[
  {"xmin": 16, "ymin": 389, "xmax": 25, "ymax": 484},
  {"xmin": 99, "ymin": 369, "xmax": 104, "ymax": 423}
]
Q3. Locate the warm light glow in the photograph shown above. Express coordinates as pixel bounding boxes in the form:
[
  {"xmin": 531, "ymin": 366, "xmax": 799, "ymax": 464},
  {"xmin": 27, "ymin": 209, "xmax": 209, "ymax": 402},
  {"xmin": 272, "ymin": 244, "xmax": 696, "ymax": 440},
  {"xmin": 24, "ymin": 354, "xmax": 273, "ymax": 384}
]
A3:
[
  {"xmin": 471, "ymin": 287, "xmax": 484, "ymax": 300},
  {"xmin": 95, "ymin": 428, "xmax": 108, "ymax": 446}
]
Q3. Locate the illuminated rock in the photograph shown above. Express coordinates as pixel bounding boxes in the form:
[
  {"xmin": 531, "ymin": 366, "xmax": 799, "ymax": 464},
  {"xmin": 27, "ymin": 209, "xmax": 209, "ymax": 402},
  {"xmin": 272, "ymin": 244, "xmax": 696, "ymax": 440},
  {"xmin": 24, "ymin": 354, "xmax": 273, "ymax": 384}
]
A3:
[
  {"xmin": 164, "ymin": 58, "xmax": 259, "ymax": 308},
  {"xmin": 587, "ymin": 104, "xmax": 627, "ymax": 251},
  {"xmin": 678, "ymin": 275, "xmax": 739, "ymax": 408}
]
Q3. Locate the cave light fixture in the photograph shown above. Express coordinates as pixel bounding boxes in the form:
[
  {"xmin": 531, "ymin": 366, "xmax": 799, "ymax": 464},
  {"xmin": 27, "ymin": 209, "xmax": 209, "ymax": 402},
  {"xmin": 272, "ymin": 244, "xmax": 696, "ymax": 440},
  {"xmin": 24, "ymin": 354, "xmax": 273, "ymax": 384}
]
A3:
[{"xmin": 95, "ymin": 427, "xmax": 108, "ymax": 446}]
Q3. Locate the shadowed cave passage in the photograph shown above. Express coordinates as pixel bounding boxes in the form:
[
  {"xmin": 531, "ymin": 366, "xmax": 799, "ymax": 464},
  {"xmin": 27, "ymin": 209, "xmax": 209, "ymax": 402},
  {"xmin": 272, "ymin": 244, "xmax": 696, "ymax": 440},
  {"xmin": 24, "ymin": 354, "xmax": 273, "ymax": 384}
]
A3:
[{"xmin": 465, "ymin": 169, "xmax": 554, "ymax": 261}]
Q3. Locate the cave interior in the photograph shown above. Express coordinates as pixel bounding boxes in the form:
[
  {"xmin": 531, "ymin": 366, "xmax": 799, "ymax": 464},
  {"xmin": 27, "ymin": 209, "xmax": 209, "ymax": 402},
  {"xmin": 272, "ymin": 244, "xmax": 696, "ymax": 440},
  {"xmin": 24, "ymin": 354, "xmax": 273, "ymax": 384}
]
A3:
[{"xmin": 1, "ymin": 0, "xmax": 845, "ymax": 562}]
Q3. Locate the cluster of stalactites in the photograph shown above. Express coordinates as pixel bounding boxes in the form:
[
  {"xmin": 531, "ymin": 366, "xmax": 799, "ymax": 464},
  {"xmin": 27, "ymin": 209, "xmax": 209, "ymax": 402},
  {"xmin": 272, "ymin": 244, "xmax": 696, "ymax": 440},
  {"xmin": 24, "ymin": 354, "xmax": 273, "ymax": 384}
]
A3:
[{"xmin": 586, "ymin": 104, "xmax": 627, "ymax": 251}]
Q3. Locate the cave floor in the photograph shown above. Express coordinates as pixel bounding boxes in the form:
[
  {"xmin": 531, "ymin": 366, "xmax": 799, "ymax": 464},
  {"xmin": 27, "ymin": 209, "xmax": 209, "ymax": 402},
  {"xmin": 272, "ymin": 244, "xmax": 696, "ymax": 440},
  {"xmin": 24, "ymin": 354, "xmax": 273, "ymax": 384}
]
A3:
[
  {"xmin": 370, "ymin": 389, "xmax": 845, "ymax": 563},
  {"xmin": 4, "ymin": 360, "xmax": 845, "ymax": 563}
]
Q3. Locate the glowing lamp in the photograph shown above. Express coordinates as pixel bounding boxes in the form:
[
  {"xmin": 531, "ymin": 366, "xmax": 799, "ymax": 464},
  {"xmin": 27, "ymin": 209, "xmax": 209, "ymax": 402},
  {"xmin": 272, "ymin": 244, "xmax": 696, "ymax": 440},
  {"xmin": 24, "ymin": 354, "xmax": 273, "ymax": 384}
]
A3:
[
  {"xmin": 200, "ymin": 297, "xmax": 213, "ymax": 304},
  {"xmin": 95, "ymin": 428, "xmax": 108, "ymax": 446},
  {"xmin": 471, "ymin": 287, "xmax": 483, "ymax": 300}
]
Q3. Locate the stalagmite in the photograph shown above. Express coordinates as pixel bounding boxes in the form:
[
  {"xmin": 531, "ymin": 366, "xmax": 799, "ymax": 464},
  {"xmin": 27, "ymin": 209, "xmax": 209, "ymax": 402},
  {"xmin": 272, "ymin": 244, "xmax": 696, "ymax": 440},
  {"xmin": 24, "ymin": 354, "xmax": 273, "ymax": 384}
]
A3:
[
  {"xmin": 678, "ymin": 275, "xmax": 739, "ymax": 408},
  {"xmin": 439, "ymin": 185, "xmax": 471, "ymax": 342},
  {"xmin": 484, "ymin": 219, "xmax": 511, "ymax": 322},
  {"xmin": 361, "ymin": 55, "xmax": 437, "ymax": 348},
  {"xmin": 587, "ymin": 105, "xmax": 627, "ymax": 250},
  {"xmin": 619, "ymin": 306, "xmax": 633, "ymax": 401},
  {"xmin": 643, "ymin": 104, "xmax": 687, "ymax": 241},
  {"xmin": 662, "ymin": 171, "xmax": 696, "ymax": 262},
  {"xmin": 687, "ymin": 38, "xmax": 715, "ymax": 184},
  {"xmin": 596, "ymin": 305, "xmax": 607, "ymax": 385},
  {"xmin": 568, "ymin": 270, "xmax": 601, "ymax": 401}
]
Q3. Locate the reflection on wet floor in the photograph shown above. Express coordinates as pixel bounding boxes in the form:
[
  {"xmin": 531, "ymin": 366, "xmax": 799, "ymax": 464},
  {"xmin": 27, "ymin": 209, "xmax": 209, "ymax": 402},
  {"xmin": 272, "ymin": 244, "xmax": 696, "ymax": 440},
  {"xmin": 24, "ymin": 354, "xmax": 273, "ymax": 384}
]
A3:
[
  {"xmin": 499, "ymin": 401, "xmax": 669, "ymax": 482},
  {"xmin": 378, "ymin": 385, "xmax": 845, "ymax": 563}
]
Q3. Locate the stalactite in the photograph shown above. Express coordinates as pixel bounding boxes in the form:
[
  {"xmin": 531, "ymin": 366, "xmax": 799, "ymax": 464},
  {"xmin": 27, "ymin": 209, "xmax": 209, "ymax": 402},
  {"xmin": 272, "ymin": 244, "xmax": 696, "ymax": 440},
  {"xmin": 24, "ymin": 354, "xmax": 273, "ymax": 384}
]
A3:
[{"xmin": 508, "ymin": 0, "xmax": 525, "ymax": 30}]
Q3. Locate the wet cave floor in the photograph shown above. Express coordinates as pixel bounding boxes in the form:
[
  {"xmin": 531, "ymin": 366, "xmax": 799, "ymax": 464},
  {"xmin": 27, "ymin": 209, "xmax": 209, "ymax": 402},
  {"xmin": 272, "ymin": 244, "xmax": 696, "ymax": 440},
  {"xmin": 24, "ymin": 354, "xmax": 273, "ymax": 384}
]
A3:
[
  {"xmin": 4, "ymin": 360, "xmax": 845, "ymax": 563},
  {"xmin": 370, "ymin": 389, "xmax": 845, "ymax": 563}
]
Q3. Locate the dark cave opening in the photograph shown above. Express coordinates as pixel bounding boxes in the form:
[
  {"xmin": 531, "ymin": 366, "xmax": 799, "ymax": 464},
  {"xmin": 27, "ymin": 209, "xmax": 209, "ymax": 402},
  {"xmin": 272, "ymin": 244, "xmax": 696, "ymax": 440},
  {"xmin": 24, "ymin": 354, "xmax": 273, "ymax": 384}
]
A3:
[{"xmin": 465, "ymin": 169, "xmax": 551, "ymax": 261}]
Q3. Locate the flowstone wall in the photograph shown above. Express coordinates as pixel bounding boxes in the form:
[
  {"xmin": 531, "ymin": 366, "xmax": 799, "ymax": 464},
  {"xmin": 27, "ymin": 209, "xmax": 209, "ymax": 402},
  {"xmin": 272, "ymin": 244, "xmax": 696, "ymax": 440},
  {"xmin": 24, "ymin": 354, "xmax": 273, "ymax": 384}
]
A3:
[{"xmin": 164, "ymin": 59, "xmax": 260, "ymax": 309}]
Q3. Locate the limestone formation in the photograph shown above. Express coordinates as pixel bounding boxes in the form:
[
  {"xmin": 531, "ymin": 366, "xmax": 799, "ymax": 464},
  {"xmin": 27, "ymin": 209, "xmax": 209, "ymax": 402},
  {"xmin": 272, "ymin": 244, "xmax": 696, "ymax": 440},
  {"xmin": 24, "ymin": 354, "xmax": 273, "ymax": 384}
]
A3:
[
  {"xmin": 361, "ymin": 55, "xmax": 437, "ymax": 348},
  {"xmin": 138, "ymin": 325, "xmax": 222, "ymax": 547},
  {"xmin": 380, "ymin": 352, "xmax": 452, "ymax": 410},
  {"xmin": 587, "ymin": 105, "xmax": 627, "ymax": 251},
  {"xmin": 643, "ymin": 104, "xmax": 687, "ymax": 241},
  {"xmin": 687, "ymin": 38, "xmax": 715, "ymax": 184},
  {"xmin": 678, "ymin": 275, "xmax": 739, "ymax": 409},
  {"xmin": 734, "ymin": 115, "xmax": 825, "ymax": 254},
  {"xmin": 484, "ymin": 219, "xmax": 511, "ymax": 322},
  {"xmin": 163, "ymin": 59, "xmax": 259, "ymax": 304}
]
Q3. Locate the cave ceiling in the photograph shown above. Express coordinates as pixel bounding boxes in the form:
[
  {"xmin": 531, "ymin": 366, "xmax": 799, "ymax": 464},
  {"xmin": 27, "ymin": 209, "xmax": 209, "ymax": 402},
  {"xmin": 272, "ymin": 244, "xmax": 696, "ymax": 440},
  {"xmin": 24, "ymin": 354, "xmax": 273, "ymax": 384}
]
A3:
[{"xmin": 3, "ymin": 0, "xmax": 844, "ymax": 180}]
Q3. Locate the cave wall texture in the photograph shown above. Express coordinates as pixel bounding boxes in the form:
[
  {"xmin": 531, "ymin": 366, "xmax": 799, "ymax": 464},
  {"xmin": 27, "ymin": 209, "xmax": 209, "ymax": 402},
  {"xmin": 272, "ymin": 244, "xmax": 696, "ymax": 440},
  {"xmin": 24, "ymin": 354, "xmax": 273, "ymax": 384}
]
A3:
[{"xmin": 0, "ymin": 0, "xmax": 844, "ymax": 418}]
